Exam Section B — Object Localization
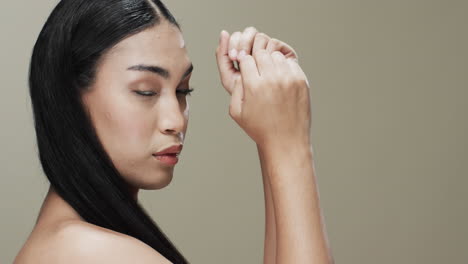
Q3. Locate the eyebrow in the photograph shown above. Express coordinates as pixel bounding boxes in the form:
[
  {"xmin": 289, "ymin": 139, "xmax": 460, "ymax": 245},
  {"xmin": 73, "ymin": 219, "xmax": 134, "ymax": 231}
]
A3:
[{"xmin": 127, "ymin": 63, "xmax": 194, "ymax": 81}]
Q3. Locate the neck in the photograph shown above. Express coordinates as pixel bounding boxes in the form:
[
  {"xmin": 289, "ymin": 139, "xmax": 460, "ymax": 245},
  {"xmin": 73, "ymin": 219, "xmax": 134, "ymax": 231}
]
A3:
[
  {"xmin": 35, "ymin": 185, "xmax": 84, "ymax": 226},
  {"xmin": 36, "ymin": 184, "xmax": 140, "ymax": 226}
]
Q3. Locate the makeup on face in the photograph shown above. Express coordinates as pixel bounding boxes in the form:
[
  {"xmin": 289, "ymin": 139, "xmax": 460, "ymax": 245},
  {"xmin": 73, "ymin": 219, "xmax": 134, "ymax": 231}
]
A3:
[{"xmin": 153, "ymin": 153, "xmax": 179, "ymax": 166}]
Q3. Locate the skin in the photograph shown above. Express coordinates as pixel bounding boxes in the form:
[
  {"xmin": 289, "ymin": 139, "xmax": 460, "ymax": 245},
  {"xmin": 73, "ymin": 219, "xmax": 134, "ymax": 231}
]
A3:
[
  {"xmin": 218, "ymin": 28, "xmax": 333, "ymax": 264},
  {"xmin": 216, "ymin": 27, "xmax": 299, "ymax": 264},
  {"xmin": 80, "ymin": 19, "xmax": 193, "ymax": 198},
  {"xmin": 15, "ymin": 20, "xmax": 192, "ymax": 264},
  {"xmin": 15, "ymin": 22, "xmax": 333, "ymax": 263}
]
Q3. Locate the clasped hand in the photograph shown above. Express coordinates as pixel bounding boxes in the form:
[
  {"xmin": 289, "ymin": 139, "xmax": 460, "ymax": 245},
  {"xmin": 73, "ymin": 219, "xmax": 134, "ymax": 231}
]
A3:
[{"xmin": 215, "ymin": 27, "xmax": 312, "ymax": 148}]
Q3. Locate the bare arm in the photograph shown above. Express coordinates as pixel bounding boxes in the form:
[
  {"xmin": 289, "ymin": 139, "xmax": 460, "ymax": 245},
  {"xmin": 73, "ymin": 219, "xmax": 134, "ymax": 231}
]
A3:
[
  {"xmin": 259, "ymin": 140, "xmax": 334, "ymax": 264},
  {"xmin": 257, "ymin": 143, "xmax": 277, "ymax": 264},
  {"xmin": 214, "ymin": 26, "xmax": 333, "ymax": 263}
]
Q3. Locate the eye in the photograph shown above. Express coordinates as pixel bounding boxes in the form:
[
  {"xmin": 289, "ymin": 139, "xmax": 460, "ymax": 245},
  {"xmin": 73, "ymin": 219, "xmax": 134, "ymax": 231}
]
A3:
[
  {"xmin": 134, "ymin": 90, "xmax": 156, "ymax": 97},
  {"xmin": 176, "ymin": 87, "xmax": 195, "ymax": 96},
  {"xmin": 134, "ymin": 87, "xmax": 195, "ymax": 97}
]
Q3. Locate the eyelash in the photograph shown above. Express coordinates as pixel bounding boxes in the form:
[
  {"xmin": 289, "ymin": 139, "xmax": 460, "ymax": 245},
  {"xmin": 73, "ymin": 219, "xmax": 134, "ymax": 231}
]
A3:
[{"xmin": 135, "ymin": 87, "xmax": 195, "ymax": 97}]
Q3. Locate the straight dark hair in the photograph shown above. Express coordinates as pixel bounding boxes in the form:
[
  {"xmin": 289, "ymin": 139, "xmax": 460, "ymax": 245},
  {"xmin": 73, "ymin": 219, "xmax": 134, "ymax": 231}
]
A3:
[{"xmin": 28, "ymin": 0, "xmax": 188, "ymax": 263}]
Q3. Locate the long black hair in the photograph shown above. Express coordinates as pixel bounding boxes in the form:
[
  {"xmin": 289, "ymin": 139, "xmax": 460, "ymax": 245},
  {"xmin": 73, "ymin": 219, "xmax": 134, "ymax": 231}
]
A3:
[{"xmin": 28, "ymin": 0, "xmax": 188, "ymax": 263}]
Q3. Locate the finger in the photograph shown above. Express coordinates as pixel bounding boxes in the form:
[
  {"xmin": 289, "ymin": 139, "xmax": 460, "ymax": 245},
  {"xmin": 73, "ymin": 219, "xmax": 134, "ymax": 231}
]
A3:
[
  {"xmin": 237, "ymin": 54, "xmax": 260, "ymax": 95},
  {"xmin": 253, "ymin": 49, "xmax": 275, "ymax": 78},
  {"xmin": 280, "ymin": 42, "xmax": 298, "ymax": 60},
  {"xmin": 215, "ymin": 30, "xmax": 238, "ymax": 94},
  {"xmin": 266, "ymin": 38, "xmax": 299, "ymax": 61},
  {"xmin": 238, "ymin": 26, "xmax": 258, "ymax": 57},
  {"xmin": 252, "ymin": 32, "xmax": 270, "ymax": 55},
  {"xmin": 228, "ymin": 31, "xmax": 242, "ymax": 61}
]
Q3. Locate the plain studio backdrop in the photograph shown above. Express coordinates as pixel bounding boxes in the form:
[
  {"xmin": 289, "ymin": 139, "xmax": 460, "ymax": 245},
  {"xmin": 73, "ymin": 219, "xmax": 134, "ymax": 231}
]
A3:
[{"xmin": 1, "ymin": 0, "xmax": 467, "ymax": 263}]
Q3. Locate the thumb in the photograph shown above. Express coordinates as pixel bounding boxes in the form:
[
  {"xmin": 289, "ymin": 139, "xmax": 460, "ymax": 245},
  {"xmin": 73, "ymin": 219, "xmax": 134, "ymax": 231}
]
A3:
[{"xmin": 229, "ymin": 74, "xmax": 244, "ymax": 120}]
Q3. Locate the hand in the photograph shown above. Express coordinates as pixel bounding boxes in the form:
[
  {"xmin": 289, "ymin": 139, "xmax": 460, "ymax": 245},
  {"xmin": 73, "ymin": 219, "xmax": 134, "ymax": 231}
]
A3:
[
  {"xmin": 215, "ymin": 27, "xmax": 298, "ymax": 96},
  {"xmin": 215, "ymin": 28, "xmax": 312, "ymax": 147},
  {"xmin": 227, "ymin": 27, "xmax": 298, "ymax": 62}
]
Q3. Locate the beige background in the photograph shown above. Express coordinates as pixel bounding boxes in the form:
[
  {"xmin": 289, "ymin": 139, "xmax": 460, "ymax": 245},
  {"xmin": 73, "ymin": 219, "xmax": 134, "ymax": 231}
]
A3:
[{"xmin": 1, "ymin": 0, "xmax": 467, "ymax": 263}]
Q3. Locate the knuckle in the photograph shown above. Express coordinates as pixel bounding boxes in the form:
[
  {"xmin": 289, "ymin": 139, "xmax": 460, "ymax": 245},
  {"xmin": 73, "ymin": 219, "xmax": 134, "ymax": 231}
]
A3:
[{"xmin": 256, "ymin": 32, "xmax": 269, "ymax": 39}]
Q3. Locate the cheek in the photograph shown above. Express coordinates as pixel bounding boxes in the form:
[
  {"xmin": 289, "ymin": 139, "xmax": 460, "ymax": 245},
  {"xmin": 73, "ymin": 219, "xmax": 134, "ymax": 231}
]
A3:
[
  {"xmin": 91, "ymin": 95, "xmax": 154, "ymax": 159},
  {"xmin": 114, "ymin": 111, "xmax": 152, "ymax": 150},
  {"xmin": 112, "ymin": 108, "xmax": 154, "ymax": 155}
]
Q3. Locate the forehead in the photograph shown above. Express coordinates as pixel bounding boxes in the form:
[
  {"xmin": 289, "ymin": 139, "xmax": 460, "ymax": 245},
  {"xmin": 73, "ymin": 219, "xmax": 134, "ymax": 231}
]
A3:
[{"xmin": 101, "ymin": 22, "xmax": 190, "ymax": 79}]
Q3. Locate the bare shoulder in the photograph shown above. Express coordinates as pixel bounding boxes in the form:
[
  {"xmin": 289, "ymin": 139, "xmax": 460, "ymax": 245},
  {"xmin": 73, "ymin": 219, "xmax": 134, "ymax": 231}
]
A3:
[
  {"xmin": 52, "ymin": 220, "xmax": 173, "ymax": 264},
  {"xmin": 45, "ymin": 220, "xmax": 173, "ymax": 264}
]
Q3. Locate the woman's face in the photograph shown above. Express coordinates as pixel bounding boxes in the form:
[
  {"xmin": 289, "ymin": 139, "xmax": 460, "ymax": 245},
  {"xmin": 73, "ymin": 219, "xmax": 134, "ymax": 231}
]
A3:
[{"xmin": 81, "ymin": 21, "xmax": 192, "ymax": 193}]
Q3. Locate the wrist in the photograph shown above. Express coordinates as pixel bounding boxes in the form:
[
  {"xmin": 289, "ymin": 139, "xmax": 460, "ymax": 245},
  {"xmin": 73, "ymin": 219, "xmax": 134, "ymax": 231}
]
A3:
[{"xmin": 256, "ymin": 137, "xmax": 313, "ymax": 161}]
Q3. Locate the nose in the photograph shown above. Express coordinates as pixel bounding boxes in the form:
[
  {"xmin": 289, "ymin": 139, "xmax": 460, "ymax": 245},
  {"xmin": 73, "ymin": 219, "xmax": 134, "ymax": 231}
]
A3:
[{"xmin": 158, "ymin": 96, "xmax": 186, "ymax": 136}]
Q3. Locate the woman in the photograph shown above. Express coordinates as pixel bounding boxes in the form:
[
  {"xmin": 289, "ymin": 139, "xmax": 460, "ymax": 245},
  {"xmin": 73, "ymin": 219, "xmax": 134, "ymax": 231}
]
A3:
[{"xmin": 14, "ymin": 0, "xmax": 334, "ymax": 263}]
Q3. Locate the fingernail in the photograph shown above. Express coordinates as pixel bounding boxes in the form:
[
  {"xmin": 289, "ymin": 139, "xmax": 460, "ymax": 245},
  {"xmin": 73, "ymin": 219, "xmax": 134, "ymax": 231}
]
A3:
[
  {"xmin": 219, "ymin": 30, "xmax": 224, "ymax": 44},
  {"xmin": 238, "ymin": 50, "xmax": 246, "ymax": 60},
  {"xmin": 229, "ymin": 48, "xmax": 238, "ymax": 59}
]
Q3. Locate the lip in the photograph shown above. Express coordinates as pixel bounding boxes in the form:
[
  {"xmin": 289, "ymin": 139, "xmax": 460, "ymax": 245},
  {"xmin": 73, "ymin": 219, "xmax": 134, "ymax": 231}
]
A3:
[
  {"xmin": 153, "ymin": 154, "xmax": 179, "ymax": 166},
  {"xmin": 153, "ymin": 144, "xmax": 183, "ymax": 156}
]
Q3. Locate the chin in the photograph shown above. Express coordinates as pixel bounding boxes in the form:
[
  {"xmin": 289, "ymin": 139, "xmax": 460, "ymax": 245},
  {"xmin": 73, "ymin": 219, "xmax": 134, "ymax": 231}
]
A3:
[{"xmin": 138, "ymin": 174, "xmax": 174, "ymax": 190}]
